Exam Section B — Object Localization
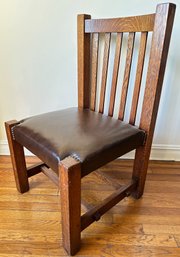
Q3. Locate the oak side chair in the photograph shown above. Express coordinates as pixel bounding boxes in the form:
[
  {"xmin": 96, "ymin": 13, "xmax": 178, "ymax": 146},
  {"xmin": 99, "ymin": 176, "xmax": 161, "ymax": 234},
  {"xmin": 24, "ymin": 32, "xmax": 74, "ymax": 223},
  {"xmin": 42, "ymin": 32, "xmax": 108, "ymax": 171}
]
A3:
[{"xmin": 5, "ymin": 3, "xmax": 175, "ymax": 256}]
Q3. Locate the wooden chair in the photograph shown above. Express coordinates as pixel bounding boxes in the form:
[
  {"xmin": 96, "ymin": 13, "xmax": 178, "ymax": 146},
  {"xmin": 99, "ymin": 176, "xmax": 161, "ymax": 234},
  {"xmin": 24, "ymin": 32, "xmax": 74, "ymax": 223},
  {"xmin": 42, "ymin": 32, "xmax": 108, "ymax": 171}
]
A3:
[{"xmin": 5, "ymin": 3, "xmax": 175, "ymax": 255}]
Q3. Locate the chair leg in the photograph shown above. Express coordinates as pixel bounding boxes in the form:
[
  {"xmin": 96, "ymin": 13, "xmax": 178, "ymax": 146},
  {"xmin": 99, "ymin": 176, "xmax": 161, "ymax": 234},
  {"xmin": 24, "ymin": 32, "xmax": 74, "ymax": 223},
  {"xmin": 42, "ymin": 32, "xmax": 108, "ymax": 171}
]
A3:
[
  {"xmin": 59, "ymin": 157, "xmax": 81, "ymax": 256},
  {"xmin": 5, "ymin": 120, "xmax": 29, "ymax": 193},
  {"xmin": 132, "ymin": 145, "xmax": 150, "ymax": 199}
]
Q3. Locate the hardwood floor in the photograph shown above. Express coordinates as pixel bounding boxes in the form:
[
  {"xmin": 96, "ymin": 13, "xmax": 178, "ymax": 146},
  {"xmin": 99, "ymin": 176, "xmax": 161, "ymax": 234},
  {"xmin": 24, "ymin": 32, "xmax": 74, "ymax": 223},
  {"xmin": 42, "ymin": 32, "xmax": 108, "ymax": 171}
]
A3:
[{"xmin": 0, "ymin": 155, "xmax": 180, "ymax": 256}]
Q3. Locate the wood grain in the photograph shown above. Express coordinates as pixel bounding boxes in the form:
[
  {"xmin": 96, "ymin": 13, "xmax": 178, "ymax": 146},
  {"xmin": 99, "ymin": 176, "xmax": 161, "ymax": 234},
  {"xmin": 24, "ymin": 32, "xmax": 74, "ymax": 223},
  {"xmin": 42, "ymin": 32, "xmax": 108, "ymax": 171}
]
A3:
[
  {"xmin": 5, "ymin": 121, "xmax": 29, "ymax": 193},
  {"xmin": 59, "ymin": 157, "xmax": 81, "ymax": 255},
  {"xmin": 129, "ymin": 32, "xmax": 148, "ymax": 125},
  {"xmin": 0, "ymin": 156, "xmax": 179, "ymax": 256},
  {"xmin": 108, "ymin": 32, "xmax": 123, "ymax": 116},
  {"xmin": 174, "ymin": 235, "xmax": 180, "ymax": 247},
  {"xmin": 78, "ymin": 14, "xmax": 91, "ymax": 108},
  {"xmin": 90, "ymin": 33, "xmax": 99, "ymax": 111},
  {"xmin": 81, "ymin": 180, "xmax": 136, "ymax": 231},
  {"xmin": 85, "ymin": 14, "xmax": 155, "ymax": 33},
  {"xmin": 99, "ymin": 33, "xmax": 111, "ymax": 113},
  {"xmin": 132, "ymin": 3, "xmax": 176, "ymax": 198},
  {"xmin": 119, "ymin": 32, "xmax": 135, "ymax": 120}
]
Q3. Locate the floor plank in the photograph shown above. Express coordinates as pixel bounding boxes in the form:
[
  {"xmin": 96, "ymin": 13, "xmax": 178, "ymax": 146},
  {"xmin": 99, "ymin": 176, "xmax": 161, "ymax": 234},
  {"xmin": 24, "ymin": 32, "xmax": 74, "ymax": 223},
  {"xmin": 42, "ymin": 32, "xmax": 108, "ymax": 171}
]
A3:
[{"xmin": 0, "ymin": 156, "xmax": 179, "ymax": 256}]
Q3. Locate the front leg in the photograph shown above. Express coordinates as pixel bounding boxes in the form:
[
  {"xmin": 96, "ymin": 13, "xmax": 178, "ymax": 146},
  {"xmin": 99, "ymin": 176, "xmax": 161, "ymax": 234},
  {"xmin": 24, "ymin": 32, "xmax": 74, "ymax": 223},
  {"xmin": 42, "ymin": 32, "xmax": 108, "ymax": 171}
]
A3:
[{"xmin": 59, "ymin": 157, "xmax": 81, "ymax": 255}]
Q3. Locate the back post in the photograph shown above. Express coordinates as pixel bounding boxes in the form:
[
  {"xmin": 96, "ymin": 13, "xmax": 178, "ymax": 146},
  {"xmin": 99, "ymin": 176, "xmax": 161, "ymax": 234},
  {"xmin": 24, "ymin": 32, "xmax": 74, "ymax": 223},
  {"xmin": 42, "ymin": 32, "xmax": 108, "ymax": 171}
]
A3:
[
  {"xmin": 77, "ymin": 14, "xmax": 91, "ymax": 108},
  {"xmin": 132, "ymin": 3, "xmax": 176, "ymax": 198}
]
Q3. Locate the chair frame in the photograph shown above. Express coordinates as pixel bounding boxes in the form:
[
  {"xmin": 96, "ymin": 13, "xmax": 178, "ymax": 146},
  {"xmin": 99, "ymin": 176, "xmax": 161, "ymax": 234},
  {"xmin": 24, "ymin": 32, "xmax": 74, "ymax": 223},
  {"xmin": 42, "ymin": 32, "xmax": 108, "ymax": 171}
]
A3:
[{"xmin": 5, "ymin": 3, "xmax": 175, "ymax": 255}]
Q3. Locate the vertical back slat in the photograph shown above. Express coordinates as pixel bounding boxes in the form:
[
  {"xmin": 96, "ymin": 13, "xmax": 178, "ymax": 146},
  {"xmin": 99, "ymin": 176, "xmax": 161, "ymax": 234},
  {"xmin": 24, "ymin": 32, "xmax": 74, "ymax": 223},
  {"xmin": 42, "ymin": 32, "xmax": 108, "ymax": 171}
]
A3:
[
  {"xmin": 78, "ymin": 14, "xmax": 91, "ymax": 109},
  {"xmin": 90, "ymin": 33, "xmax": 99, "ymax": 111},
  {"xmin": 129, "ymin": 32, "xmax": 148, "ymax": 125},
  {"xmin": 99, "ymin": 33, "xmax": 111, "ymax": 113},
  {"xmin": 108, "ymin": 33, "xmax": 123, "ymax": 116},
  {"xmin": 118, "ymin": 32, "xmax": 135, "ymax": 120}
]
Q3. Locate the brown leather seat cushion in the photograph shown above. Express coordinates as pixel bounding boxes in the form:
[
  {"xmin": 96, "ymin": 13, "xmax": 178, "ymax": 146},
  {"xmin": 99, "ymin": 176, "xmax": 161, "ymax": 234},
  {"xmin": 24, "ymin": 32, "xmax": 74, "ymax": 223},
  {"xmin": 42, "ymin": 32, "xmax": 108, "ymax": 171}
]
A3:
[{"xmin": 13, "ymin": 107, "xmax": 146, "ymax": 176}]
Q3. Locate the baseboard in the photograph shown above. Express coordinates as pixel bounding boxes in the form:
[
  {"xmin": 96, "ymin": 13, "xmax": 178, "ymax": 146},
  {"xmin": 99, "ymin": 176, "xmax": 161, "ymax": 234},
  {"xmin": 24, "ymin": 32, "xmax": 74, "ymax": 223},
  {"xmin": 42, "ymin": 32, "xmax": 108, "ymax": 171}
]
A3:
[
  {"xmin": 0, "ymin": 140, "xmax": 33, "ymax": 156},
  {"xmin": 122, "ymin": 144, "xmax": 180, "ymax": 161},
  {"xmin": 0, "ymin": 140, "xmax": 10, "ymax": 155},
  {"xmin": 0, "ymin": 140, "xmax": 180, "ymax": 161}
]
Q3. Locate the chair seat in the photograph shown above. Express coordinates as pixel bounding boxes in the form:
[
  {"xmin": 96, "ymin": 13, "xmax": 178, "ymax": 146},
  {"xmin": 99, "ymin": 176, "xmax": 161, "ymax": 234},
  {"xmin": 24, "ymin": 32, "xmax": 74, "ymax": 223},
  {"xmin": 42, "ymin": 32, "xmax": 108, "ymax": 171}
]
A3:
[{"xmin": 13, "ymin": 107, "xmax": 145, "ymax": 176}]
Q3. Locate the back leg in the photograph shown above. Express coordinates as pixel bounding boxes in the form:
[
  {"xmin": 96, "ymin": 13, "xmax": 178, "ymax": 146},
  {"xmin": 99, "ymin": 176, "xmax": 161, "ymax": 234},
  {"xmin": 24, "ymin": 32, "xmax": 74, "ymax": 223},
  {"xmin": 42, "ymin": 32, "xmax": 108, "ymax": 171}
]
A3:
[
  {"xmin": 132, "ymin": 145, "xmax": 150, "ymax": 199},
  {"xmin": 5, "ymin": 120, "xmax": 29, "ymax": 193}
]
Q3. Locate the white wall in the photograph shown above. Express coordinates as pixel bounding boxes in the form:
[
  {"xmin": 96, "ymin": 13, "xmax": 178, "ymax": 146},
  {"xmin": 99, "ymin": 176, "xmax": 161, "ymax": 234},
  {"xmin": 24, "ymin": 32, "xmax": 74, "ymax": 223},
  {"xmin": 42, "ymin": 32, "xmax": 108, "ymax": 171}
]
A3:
[{"xmin": 0, "ymin": 0, "xmax": 180, "ymax": 159}]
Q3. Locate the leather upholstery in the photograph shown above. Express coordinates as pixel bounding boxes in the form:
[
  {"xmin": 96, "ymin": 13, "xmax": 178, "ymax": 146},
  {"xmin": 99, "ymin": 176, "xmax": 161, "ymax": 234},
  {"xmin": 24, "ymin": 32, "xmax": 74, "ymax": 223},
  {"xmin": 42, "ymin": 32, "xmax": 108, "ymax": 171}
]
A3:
[{"xmin": 13, "ymin": 107, "xmax": 146, "ymax": 176}]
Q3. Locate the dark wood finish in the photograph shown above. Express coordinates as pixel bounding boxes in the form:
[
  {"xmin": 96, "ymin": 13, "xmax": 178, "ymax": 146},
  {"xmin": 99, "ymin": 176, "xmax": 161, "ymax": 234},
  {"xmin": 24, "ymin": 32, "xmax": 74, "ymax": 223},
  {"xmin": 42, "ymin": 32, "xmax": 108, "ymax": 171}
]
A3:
[
  {"xmin": 99, "ymin": 33, "xmax": 111, "ymax": 113},
  {"xmin": 5, "ymin": 121, "xmax": 29, "ymax": 193},
  {"xmin": 59, "ymin": 157, "xmax": 81, "ymax": 255},
  {"xmin": 132, "ymin": 3, "xmax": 176, "ymax": 198},
  {"xmin": 85, "ymin": 14, "xmax": 155, "ymax": 33},
  {"xmin": 90, "ymin": 33, "xmax": 99, "ymax": 111},
  {"xmin": 78, "ymin": 14, "xmax": 91, "ymax": 108},
  {"xmin": 119, "ymin": 32, "xmax": 135, "ymax": 120},
  {"xmin": 27, "ymin": 162, "xmax": 44, "ymax": 177},
  {"xmin": 81, "ymin": 180, "xmax": 137, "ymax": 231},
  {"xmin": 129, "ymin": 32, "xmax": 148, "ymax": 125},
  {"xmin": 108, "ymin": 33, "xmax": 123, "ymax": 116}
]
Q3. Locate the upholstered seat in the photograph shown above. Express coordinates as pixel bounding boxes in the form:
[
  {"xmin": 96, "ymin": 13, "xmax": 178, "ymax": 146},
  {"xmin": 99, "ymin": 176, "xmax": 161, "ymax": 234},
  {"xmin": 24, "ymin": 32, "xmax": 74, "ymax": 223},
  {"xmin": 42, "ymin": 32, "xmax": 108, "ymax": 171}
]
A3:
[{"xmin": 13, "ymin": 107, "xmax": 145, "ymax": 176}]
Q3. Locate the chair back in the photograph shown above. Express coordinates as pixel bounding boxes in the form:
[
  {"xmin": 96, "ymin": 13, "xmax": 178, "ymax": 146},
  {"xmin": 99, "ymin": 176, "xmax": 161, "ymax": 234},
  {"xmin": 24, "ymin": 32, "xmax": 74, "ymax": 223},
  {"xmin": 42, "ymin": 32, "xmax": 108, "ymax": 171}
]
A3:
[{"xmin": 77, "ymin": 3, "xmax": 175, "ymax": 139}]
